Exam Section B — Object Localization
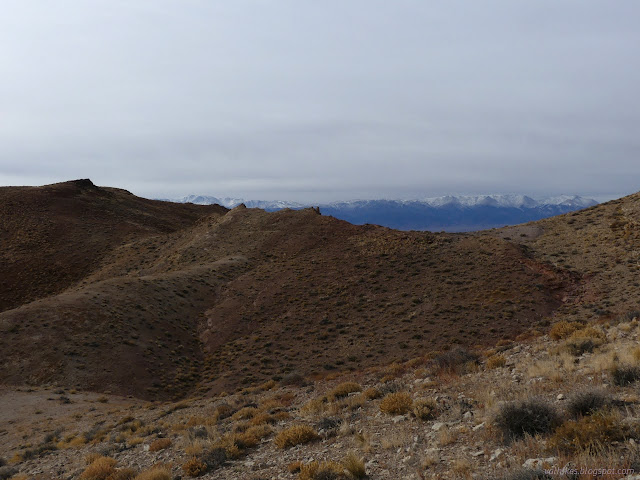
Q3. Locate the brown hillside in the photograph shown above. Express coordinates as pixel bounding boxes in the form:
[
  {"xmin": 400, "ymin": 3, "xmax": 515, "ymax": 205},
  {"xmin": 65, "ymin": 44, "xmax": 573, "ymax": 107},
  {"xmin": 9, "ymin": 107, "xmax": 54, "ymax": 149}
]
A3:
[
  {"xmin": 0, "ymin": 182, "xmax": 578, "ymax": 400},
  {"xmin": 0, "ymin": 179, "xmax": 227, "ymax": 312}
]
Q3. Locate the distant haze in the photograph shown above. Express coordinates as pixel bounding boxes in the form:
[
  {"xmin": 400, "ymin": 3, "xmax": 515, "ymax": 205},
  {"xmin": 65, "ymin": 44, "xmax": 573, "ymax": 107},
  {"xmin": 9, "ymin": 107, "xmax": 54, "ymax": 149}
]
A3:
[{"xmin": 1, "ymin": 1, "xmax": 639, "ymax": 202}]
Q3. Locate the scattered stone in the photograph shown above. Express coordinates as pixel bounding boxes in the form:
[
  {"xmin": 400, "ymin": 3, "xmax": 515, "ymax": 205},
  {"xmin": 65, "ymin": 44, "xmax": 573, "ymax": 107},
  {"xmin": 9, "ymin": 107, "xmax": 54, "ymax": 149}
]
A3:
[
  {"xmin": 471, "ymin": 450, "xmax": 484, "ymax": 457},
  {"xmin": 463, "ymin": 411, "xmax": 473, "ymax": 419},
  {"xmin": 490, "ymin": 448, "xmax": 504, "ymax": 461},
  {"xmin": 472, "ymin": 422, "xmax": 485, "ymax": 431},
  {"xmin": 392, "ymin": 415, "xmax": 407, "ymax": 423},
  {"xmin": 522, "ymin": 457, "xmax": 557, "ymax": 469},
  {"xmin": 557, "ymin": 393, "xmax": 565, "ymax": 400},
  {"xmin": 431, "ymin": 422, "xmax": 445, "ymax": 431}
]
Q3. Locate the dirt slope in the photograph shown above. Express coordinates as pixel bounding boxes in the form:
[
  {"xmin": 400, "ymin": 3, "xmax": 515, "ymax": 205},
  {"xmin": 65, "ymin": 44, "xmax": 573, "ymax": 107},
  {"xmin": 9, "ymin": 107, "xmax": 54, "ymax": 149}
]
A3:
[{"xmin": 0, "ymin": 182, "xmax": 578, "ymax": 399}]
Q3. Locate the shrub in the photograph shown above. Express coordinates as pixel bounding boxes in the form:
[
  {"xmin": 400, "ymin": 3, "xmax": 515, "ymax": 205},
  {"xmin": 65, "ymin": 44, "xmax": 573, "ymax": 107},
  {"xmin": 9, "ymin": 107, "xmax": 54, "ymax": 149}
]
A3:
[
  {"xmin": 379, "ymin": 392, "xmax": 413, "ymax": 415},
  {"xmin": 412, "ymin": 398, "xmax": 438, "ymax": 420},
  {"xmin": 504, "ymin": 469, "xmax": 553, "ymax": 480},
  {"xmin": 231, "ymin": 406, "xmax": 258, "ymax": 420},
  {"xmin": 134, "ymin": 466, "xmax": 172, "ymax": 480},
  {"xmin": 0, "ymin": 467, "xmax": 18, "ymax": 480},
  {"xmin": 548, "ymin": 411, "xmax": 631, "ymax": 453},
  {"xmin": 79, "ymin": 456, "xmax": 117, "ymax": 480},
  {"xmin": 611, "ymin": 364, "xmax": 640, "ymax": 386},
  {"xmin": 200, "ymin": 447, "xmax": 227, "ymax": 470},
  {"xmin": 298, "ymin": 461, "xmax": 346, "ymax": 480},
  {"xmin": 328, "ymin": 382, "xmax": 362, "ymax": 400},
  {"xmin": 567, "ymin": 390, "xmax": 610, "ymax": 418},
  {"xmin": 108, "ymin": 468, "xmax": 137, "ymax": 480},
  {"xmin": 363, "ymin": 387, "xmax": 382, "ymax": 400},
  {"xmin": 148, "ymin": 438, "xmax": 171, "ymax": 452},
  {"xmin": 564, "ymin": 327, "xmax": 605, "ymax": 355},
  {"xmin": 432, "ymin": 347, "xmax": 479, "ymax": 374},
  {"xmin": 342, "ymin": 452, "xmax": 366, "ymax": 478},
  {"xmin": 486, "ymin": 354, "xmax": 507, "ymax": 369},
  {"xmin": 549, "ymin": 321, "xmax": 580, "ymax": 340},
  {"xmin": 182, "ymin": 457, "xmax": 208, "ymax": 477},
  {"xmin": 494, "ymin": 399, "xmax": 559, "ymax": 441},
  {"xmin": 274, "ymin": 425, "xmax": 319, "ymax": 449}
]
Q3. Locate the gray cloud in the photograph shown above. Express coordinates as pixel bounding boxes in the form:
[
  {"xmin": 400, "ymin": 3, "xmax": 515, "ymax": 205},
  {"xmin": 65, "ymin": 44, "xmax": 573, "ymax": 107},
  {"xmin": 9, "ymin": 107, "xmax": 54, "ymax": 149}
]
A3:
[{"xmin": 1, "ymin": 1, "xmax": 639, "ymax": 201}]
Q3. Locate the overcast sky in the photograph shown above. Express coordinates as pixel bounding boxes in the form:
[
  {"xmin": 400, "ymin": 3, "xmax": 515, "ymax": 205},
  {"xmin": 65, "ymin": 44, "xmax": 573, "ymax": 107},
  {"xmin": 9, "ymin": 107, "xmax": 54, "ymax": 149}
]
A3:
[{"xmin": 1, "ymin": 1, "xmax": 639, "ymax": 202}]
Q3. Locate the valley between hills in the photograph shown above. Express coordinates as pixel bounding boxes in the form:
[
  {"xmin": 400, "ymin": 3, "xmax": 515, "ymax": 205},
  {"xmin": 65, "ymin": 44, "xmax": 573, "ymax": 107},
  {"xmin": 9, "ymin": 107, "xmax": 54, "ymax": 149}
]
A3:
[{"xmin": 2, "ymin": 179, "xmax": 640, "ymax": 480}]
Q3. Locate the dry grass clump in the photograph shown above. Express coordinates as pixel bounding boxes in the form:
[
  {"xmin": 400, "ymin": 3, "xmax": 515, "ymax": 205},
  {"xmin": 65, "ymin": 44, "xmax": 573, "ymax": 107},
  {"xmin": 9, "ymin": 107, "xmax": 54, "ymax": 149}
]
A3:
[
  {"xmin": 328, "ymin": 382, "xmax": 362, "ymax": 400},
  {"xmin": 342, "ymin": 452, "xmax": 366, "ymax": 478},
  {"xmin": 611, "ymin": 364, "xmax": 640, "ymax": 386},
  {"xmin": 182, "ymin": 457, "xmax": 208, "ymax": 477},
  {"xmin": 79, "ymin": 456, "xmax": 117, "ymax": 480},
  {"xmin": 274, "ymin": 425, "xmax": 319, "ymax": 449},
  {"xmin": 148, "ymin": 438, "xmax": 171, "ymax": 452},
  {"xmin": 231, "ymin": 406, "xmax": 258, "ymax": 420},
  {"xmin": 567, "ymin": 390, "xmax": 611, "ymax": 418},
  {"xmin": 564, "ymin": 326, "xmax": 605, "ymax": 355},
  {"xmin": 363, "ymin": 387, "xmax": 382, "ymax": 400},
  {"xmin": 412, "ymin": 398, "xmax": 438, "ymax": 420},
  {"xmin": 432, "ymin": 347, "xmax": 479, "ymax": 374},
  {"xmin": 548, "ymin": 411, "xmax": 632, "ymax": 454},
  {"xmin": 134, "ymin": 465, "xmax": 171, "ymax": 480},
  {"xmin": 494, "ymin": 399, "xmax": 559, "ymax": 441},
  {"xmin": 379, "ymin": 391, "xmax": 413, "ymax": 415},
  {"xmin": 298, "ymin": 460, "xmax": 347, "ymax": 480},
  {"xmin": 486, "ymin": 354, "xmax": 507, "ymax": 369},
  {"xmin": 549, "ymin": 321, "xmax": 581, "ymax": 340},
  {"xmin": 108, "ymin": 469, "xmax": 137, "ymax": 480}
]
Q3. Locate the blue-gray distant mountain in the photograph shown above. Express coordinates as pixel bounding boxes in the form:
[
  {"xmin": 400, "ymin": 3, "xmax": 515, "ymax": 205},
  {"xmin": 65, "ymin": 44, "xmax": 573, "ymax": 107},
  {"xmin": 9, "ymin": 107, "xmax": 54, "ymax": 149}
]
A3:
[{"xmin": 171, "ymin": 194, "xmax": 598, "ymax": 232}]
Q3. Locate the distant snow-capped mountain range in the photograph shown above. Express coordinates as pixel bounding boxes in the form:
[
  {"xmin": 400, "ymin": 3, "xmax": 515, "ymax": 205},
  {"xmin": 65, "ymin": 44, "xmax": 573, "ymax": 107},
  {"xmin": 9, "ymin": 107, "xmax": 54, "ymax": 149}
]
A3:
[{"xmin": 164, "ymin": 194, "xmax": 598, "ymax": 232}]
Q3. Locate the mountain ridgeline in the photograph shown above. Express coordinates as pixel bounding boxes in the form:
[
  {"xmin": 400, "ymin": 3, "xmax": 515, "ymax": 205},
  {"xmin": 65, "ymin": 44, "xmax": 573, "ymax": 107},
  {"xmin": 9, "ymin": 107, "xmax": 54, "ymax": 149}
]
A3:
[{"xmin": 172, "ymin": 194, "xmax": 598, "ymax": 232}]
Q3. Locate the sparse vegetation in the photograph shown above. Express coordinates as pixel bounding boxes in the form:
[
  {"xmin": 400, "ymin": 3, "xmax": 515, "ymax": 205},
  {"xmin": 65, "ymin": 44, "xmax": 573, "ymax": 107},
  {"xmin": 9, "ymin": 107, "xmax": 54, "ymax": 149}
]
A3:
[
  {"xmin": 494, "ymin": 399, "xmax": 559, "ymax": 441},
  {"xmin": 274, "ymin": 425, "xmax": 319, "ymax": 449},
  {"xmin": 611, "ymin": 364, "xmax": 640, "ymax": 386},
  {"xmin": 549, "ymin": 411, "xmax": 633, "ymax": 453},
  {"xmin": 567, "ymin": 390, "xmax": 610, "ymax": 418},
  {"xmin": 379, "ymin": 391, "xmax": 413, "ymax": 415}
]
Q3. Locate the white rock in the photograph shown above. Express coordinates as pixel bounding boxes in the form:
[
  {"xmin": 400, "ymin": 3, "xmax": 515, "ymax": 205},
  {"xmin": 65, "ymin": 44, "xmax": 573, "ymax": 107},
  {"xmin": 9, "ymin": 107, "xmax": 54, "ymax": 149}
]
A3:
[
  {"xmin": 490, "ymin": 448, "xmax": 504, "ymax": 461},
  {"xmin": 557, "ymin": 393, "xmax": 565, "ymax": 400},
  {"xmin": 431, "ymin": 422, "xmax": 445, "ymax": 431},
  {"xmin": 393, "ymin": 415, "xmax": 407, "ymax": 423},
  {"xmin": 463, "ymin": 411, "xmax": 473, "ymax": 419},
  {"xmin": 523, "ymin": 457, "xmax": 557, "ymax": 469},
  {"xmin": 472, "ymin": 422, "xmax": 485, "ymax": 431},
  {"xmin": 471, "ymin": 450, "xmax": 484, "ymax": 457}
]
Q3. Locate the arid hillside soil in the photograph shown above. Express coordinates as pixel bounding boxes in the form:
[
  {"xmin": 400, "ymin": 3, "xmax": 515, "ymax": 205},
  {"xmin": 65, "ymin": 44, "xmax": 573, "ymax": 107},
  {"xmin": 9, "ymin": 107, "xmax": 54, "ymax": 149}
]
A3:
[{"xmin": 0, "ymin": 181, "xmax": 576, "ymax": 400}]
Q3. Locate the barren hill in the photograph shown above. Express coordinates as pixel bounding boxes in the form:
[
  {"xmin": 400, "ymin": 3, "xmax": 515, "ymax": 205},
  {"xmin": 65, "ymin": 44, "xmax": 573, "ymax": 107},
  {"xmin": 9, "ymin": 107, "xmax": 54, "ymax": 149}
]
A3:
[{"xmin": 0, "ymin": 181, "xmax": 578, "ymax": 400}]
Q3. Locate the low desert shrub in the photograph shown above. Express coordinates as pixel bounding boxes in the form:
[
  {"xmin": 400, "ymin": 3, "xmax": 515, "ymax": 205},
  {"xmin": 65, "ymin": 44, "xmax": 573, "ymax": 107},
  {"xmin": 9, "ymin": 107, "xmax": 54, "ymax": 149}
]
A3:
[
  {"xmin": 342, "ymin": 452, "xmax": 366, "ymax": 478},
  {"xmin": 328, "ymin": 382, "xmax": 361, "ymax": 400},
  {"xmin": 0, "ymin": 467, "xmax": 18, "ymax": 480},
  {"xmin": 108, "ymin": 468, "xmax": 137, "ymax": 480},
  {"xmin": 298, "ymin": 461, "xmax": 347, "ymax": 480},
  {"xmin": 611, "ymin": 364, "xmax": 640, "ymax": 386},
  {"xmin": 486, "ymin": 354, "xmax": 507, "ymax": 369},
  {"xmin": 134, "ymin": 465, "xmax": 172, "ymax": 480},
  {"xmin": 432, "ymin": 347, "xmax": 479, "ymax": 374},
  {"xmin": 548, "ymin": 411, "xmax": 632, "ymax": 454},
  {"xmin": 182, "ymin": 457, "xmax": 208, "ymax": 477},
  {"xmin": 200, "ymin": 446, "xmax": 227, "ymax": 470},
  {"xmin": 148, "ymin": 438, "xmax": 171, "ymax": 452},
  {"xmin": 363, "ymin": 387, "xmax": 382, "ymax": 400},
  {"xmin": 275, "ymin": 425, "xmax": 319, "ymax": 449},
  {"xmin": 567, "ymin": 390, "xmax": 611, "ymax": 418},
  {"xmin": 494, "ymin": 399, "xmax": 559, "ymax": 441},
  {"xmin": 79, "ymin": 456, "xmax": 117, "ymax": 480},
  {"xmin": 564, "ymin": 327, "xmax": 605, "ymax": 355},
  {"xmin": 503, "ymin": 469, "xmax": 553, "ymax": 480},
  {"xmin": 412, "ymin": 398, "xmax": 438, "ymax": 420},
  {"xmin": 379, "ymin": 392, "xmax": 413, "ymax": 415},
  {"xmin": 549, "ymin": 321, "xmax": 581, "ymax": 340}
]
